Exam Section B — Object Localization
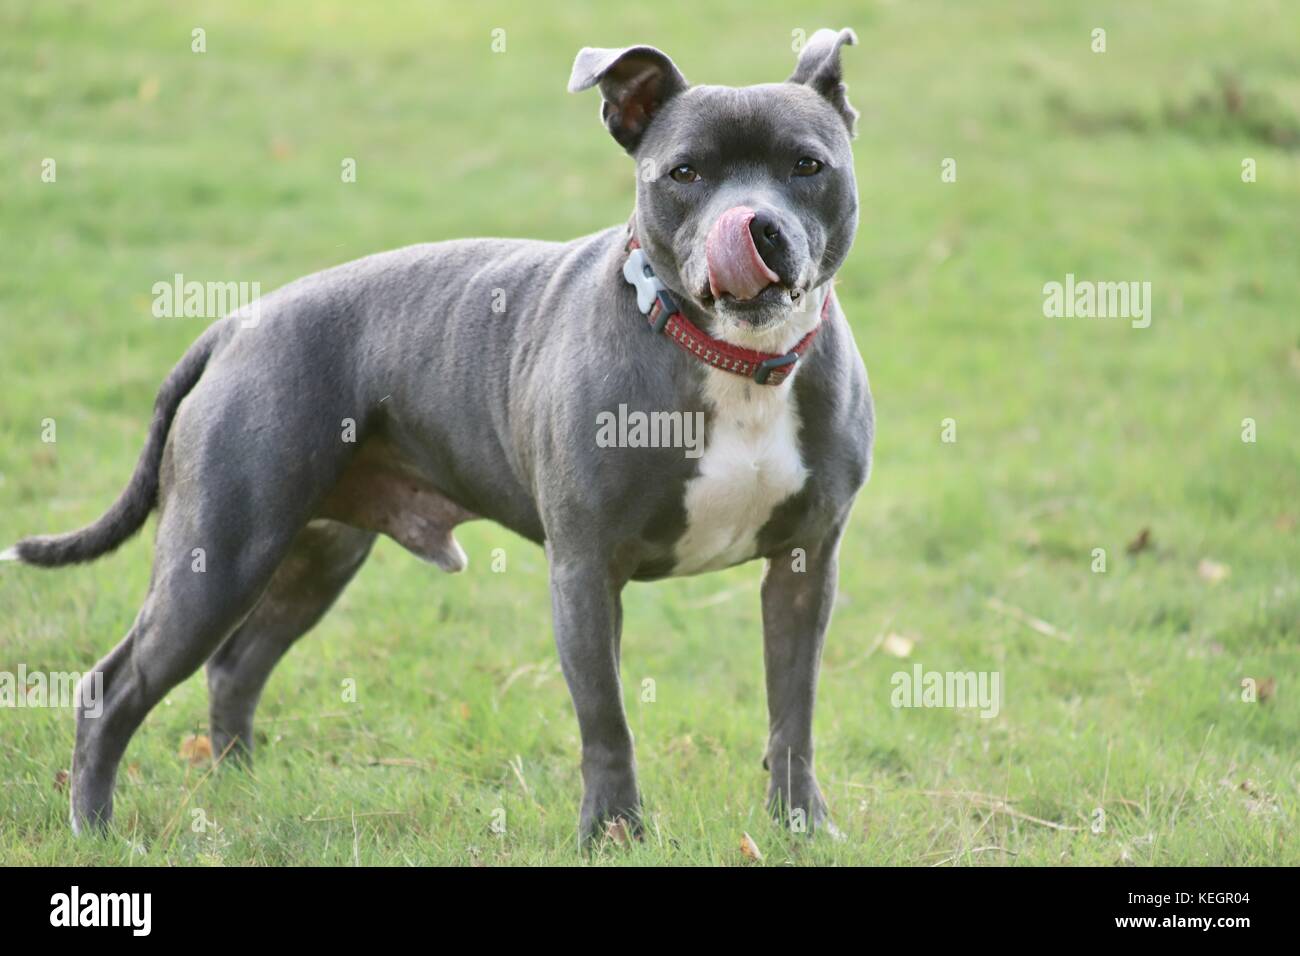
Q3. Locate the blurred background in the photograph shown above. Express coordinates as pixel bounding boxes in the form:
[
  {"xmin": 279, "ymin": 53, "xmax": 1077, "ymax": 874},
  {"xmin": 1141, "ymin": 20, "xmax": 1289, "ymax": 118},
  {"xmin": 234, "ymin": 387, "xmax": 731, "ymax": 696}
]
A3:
[{"xmin": 0, "ymin": 1, "xmax": 1296, "ymax": 864}]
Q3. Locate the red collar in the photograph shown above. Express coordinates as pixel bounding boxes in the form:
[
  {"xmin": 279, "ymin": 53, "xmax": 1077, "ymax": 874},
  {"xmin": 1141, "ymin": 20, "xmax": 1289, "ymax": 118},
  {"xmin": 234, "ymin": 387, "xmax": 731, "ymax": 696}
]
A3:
[{"xmin": 623, "ymin": 236, "xmax": 830, "ymax": 386}]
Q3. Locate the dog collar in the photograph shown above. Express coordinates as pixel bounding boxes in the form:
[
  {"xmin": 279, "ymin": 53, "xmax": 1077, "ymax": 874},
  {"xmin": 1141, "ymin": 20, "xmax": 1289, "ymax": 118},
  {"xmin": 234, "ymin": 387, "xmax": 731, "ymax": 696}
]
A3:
[{"xmin": 622, "ymin": 236, "xmax": 829, "ymax": 386}]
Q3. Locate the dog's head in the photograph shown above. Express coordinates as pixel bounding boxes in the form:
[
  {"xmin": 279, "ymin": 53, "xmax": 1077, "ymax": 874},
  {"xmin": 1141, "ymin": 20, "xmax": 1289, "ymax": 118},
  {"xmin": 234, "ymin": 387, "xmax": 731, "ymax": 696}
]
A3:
[{"xmin": 569, "ymin": 29, "xmax": 859, "ymax": 346}]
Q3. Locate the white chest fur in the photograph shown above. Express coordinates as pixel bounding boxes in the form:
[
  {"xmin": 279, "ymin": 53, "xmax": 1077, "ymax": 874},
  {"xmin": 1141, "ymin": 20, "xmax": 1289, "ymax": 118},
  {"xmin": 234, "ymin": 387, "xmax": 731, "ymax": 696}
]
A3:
[{"xmin": 672, "ymin": 372, "xmax": 809, "ymax": 575}]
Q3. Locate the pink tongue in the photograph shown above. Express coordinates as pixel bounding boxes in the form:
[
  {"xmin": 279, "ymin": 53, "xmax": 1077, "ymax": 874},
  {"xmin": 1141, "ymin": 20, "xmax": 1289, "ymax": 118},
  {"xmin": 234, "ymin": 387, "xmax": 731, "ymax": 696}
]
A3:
[{"xmin": 706, "ymin": 206, "xmax": 780, "ymax": 300}]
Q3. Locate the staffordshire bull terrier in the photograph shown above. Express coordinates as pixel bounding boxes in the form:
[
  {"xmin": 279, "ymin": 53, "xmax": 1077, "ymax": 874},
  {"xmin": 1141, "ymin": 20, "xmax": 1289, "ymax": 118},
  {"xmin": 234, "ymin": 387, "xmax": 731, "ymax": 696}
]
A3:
[{"xmin": 3, "ymin": 28, "xmax": 873, "ymax": 845}]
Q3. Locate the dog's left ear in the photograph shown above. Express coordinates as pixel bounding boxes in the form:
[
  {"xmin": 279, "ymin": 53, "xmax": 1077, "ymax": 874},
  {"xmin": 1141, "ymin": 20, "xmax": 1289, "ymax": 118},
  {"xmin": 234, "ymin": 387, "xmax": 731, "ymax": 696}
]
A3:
[
  {"xmin": 568, "ymin": 45, "xmax": 689, "ymax": 153},
  {"xmin": 788, "ymin": 28, "xmax": 859, "ymax": 136}
]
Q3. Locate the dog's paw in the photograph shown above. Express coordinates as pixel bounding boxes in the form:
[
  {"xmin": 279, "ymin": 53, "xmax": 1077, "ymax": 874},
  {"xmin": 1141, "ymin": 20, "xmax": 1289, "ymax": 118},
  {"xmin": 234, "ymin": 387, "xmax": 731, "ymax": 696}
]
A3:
[
  {"xmin": 767, "ymin": 775, "xmax": 836, "ymax": 838},
  {"xmin": 577, "ymin": 777, "xmax": 643, "ymax": 849}
]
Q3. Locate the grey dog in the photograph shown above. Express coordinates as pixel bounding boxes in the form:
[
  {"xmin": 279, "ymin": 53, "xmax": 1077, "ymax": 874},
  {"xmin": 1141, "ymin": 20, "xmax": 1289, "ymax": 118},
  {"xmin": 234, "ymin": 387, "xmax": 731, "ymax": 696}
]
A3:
[{"xmin": 4, "ymin": 28, "xmax": 873, "ymax": 845}]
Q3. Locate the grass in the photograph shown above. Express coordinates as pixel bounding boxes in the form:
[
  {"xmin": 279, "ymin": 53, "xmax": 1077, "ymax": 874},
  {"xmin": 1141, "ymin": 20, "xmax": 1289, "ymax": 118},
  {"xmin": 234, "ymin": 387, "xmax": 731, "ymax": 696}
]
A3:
[{"xmin": 0, "ymin": 0, "xmax": 1297, "ymax": 865}]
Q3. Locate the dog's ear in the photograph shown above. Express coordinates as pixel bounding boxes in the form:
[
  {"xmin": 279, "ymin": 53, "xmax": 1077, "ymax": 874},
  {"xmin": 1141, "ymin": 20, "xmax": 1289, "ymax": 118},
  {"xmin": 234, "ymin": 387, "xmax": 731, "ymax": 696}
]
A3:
[
  {"xmin": 788, "ymin": 28, "xmax": 859, "ymax": 136},
  {"xmin": 568, "ymin": 45, "xmax": 689, "ymax": 153}
]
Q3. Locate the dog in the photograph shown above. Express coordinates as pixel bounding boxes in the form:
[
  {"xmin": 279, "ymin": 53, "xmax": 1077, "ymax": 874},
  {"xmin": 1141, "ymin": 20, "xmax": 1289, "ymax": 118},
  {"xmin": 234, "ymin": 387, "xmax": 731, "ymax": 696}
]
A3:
[{"xmin": 3, "ymin": 28, "xmax": 873, "ymax": 845}]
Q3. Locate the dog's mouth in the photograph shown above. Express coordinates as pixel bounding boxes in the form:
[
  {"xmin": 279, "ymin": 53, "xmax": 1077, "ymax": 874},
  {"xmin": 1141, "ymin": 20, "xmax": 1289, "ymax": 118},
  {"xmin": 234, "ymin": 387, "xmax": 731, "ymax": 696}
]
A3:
[
  {"xmin": 698, "ymin": 281, "xmax": 804, "ymax": 322},
  {"xmin": 700, "ymin": 205, "xmax": 809, "ymax": 323}
]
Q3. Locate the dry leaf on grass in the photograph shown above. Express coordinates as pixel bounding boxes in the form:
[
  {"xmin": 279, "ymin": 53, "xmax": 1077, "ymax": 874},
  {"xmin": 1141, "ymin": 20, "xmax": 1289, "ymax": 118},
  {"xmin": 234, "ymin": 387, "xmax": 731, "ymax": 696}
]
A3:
[
  {"xmin": 665, "ymin": 734, "xmax": 696, "ymax": 758},
  {"xmin": 178, "ymin": 733, "xmax": 212, "ymax": 766},
  {"xmin": 1257, "ymin": 676, "xmax": 1276, "ymax": 703},
  {"xmin": 986, "ymin": 597, "xmax": 1072, "ymax": 642},
  {"xmin": 269, "ymin": 136, "xmax": 294, "ymax": 161},
  {"xmin": 739, "ymin": 831, "xmax": 764, "ymax": 862},
  {"xmin": 605, "ymin": 818, "xmax": 633, "ymax": 847},
  {"xmin": 1197, "ymin": 558, "xmax": 1230, "ymax": 584},
  {"xmin": 882, "ymin": 633, "xmax": 915, "ymax": 658},
  {"xmin": 1239, "ymin": 780, "xmax": 1280, "ymax": 815},
  {"xmin": 1126, "ymin": 527, "xmax": 1152, "ymax": 554}
]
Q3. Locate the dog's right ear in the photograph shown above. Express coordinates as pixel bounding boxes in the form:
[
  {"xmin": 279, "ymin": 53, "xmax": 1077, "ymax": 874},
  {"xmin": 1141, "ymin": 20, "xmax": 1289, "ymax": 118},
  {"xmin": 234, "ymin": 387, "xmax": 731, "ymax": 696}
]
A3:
[{"xmin": 568, "ymin": 45, "xmax": 688, "ymax": 153}]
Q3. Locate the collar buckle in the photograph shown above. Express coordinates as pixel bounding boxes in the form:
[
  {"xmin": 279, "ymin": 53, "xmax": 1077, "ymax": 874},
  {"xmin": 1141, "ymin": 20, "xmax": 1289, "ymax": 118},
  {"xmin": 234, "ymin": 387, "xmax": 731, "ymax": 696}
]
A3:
[
  {"xmin": 753, "ymin": 352, "xmax": 799, "ymax": 385},
  {"xmin": 651, "ymin": 290, "xmax": 676, "ymax": 333}
]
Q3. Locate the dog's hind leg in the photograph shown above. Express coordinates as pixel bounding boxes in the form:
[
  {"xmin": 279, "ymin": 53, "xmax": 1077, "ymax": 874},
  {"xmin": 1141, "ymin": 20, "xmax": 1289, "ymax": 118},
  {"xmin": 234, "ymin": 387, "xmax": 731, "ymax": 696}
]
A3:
[
  {"xmin": 70, "ymin": 358, "xmax": 355, "ymax": 834},
  {"xmin": 70, "ymin": 504, "xmax": 302, "ymax": 835},
  {"xmin": 205, "ymin": 520, "xmax": 375, "ymax": 764}
]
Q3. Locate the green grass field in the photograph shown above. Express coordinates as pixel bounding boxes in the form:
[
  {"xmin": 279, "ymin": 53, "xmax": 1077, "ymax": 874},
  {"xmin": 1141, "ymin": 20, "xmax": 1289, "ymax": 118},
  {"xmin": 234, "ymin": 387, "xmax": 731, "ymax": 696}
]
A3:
[{"xmin": 1, "ymin": 1, "xmax": 1297, "ymax": 865}]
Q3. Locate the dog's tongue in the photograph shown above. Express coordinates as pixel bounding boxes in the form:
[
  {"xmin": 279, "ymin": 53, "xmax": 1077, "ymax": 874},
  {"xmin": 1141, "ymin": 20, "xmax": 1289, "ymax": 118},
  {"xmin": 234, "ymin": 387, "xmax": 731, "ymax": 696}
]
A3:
[{"xmin": 706, "ymin": 206, "xmax": 780, "ymax": 300}]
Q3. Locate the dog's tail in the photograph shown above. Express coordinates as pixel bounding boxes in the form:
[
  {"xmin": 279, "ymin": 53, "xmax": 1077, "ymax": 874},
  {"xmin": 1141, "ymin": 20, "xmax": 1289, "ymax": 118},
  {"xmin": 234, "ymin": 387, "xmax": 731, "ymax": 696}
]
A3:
[{"xmin": 1, "ymin": 329, "xmax": 220, "ymax": 568}]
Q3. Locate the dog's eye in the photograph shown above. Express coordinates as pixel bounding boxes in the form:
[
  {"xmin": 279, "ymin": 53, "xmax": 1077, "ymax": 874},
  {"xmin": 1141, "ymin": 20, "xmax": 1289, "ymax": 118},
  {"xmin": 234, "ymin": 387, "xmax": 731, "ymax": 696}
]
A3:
[
  {"xmin": 669, "ymin": 164, "xmax": 700, "ymax": 184},
  {"xmin": 793, "ymin": 157, "xmax": 823, "ymax": 177}
]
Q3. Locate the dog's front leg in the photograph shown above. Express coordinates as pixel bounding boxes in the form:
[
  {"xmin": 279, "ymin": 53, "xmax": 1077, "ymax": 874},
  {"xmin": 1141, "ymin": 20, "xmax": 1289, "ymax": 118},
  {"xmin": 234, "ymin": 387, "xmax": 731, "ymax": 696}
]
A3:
[
  {"xmin": 547, "ymin": 547, "xmax": 640, "ymax": 846},
  {"xmin": 760, "ymin": 525, "xmax": 845, "ymax": 836}
]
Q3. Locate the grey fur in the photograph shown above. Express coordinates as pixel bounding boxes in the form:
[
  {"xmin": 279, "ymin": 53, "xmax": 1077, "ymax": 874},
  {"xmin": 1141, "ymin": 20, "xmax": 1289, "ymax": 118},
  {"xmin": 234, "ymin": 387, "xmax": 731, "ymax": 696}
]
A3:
[{"xmin": 11, "ymin": 32, "xmax": 873, "ymax": 847}]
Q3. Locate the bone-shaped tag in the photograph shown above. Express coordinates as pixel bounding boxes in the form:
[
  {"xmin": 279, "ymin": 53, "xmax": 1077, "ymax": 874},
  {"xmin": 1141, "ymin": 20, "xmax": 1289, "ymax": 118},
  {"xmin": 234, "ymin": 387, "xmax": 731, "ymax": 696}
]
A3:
[{"xmin": 622, "ymin": 248, "xmax": 668, "ymax": 315}]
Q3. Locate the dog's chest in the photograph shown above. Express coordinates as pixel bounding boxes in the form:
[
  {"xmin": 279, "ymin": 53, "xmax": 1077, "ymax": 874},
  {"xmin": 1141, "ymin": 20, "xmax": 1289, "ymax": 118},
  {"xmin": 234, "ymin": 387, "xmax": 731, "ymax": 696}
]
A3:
[{"xmin": 672, "ymin": 374, "xmax": 808, "ymax": 575}]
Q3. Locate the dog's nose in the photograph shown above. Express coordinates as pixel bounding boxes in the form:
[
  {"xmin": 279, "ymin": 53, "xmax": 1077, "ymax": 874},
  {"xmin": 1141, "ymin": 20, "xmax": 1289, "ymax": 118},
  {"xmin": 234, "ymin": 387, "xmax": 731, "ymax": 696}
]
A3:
[
  {"xmin": 748, "ymin": 210, "xmax": 783, "ymax": 261},
  {"xmin": 706, "ymin": 206, "xmax": 781, "ymax": 300}
]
